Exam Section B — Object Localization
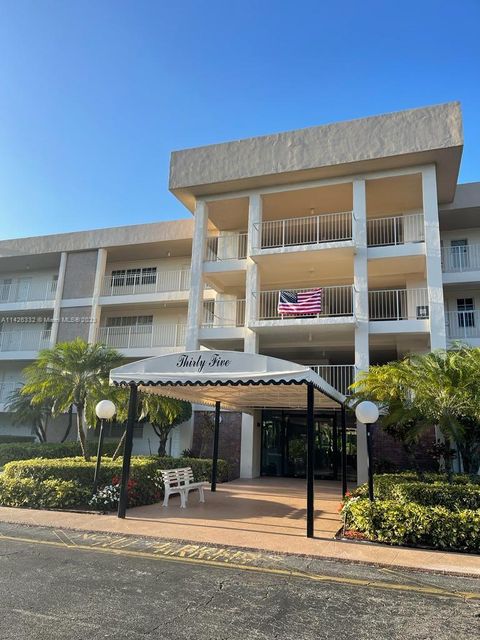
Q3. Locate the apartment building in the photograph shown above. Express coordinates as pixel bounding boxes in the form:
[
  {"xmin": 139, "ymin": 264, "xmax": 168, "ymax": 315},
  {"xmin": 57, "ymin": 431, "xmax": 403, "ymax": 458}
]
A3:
[{"xmin": 0, "ymin": 101, "xmax": 478, "ymax": 482}]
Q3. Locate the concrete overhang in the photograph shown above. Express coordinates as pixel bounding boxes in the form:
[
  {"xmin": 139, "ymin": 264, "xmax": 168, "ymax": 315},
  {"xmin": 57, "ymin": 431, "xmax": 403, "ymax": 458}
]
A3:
[
  {"xmin": 439, "ymin": 182, "xmax": 480, "ymax": 231},
  {"xmin": 169, "ymin": 102, "xmax": 463, "ymax": 211},
  {"xmin": 0, "ymin": 219, "xmax": 195, "ymax": 262}
]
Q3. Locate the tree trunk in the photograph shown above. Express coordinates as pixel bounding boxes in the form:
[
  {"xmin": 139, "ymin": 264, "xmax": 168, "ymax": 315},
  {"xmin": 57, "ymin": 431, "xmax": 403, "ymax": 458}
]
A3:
[
  {"xmin": 76, "ymin": 404, "xmax": 90, "ymax": 461},
  {"xmin": 112, "ymin": 431, "xmax": 126, "ymax": 461},
  {"xmin": 157, "ymin": 433, "xmax": 168, "ymax": 457},
  {"xmin": 61, "ymin": 406, "xmax": 74, "ymax": 443}
]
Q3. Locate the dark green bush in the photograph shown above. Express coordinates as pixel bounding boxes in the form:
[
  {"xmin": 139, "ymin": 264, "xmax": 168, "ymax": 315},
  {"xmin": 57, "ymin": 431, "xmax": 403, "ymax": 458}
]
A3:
[
  {"xmin": 0, "ymin": 440, "xmax": 119, "ymax": 467},
  {"xmin": 344, "ymin": 498, "xmax": 480, "ymax": 552},
  {"xmin": 0, "ymin": 435, "xmax": 36, "ymax": 444},
  {"xmin": 3, "ymin": 457, "xmax": 161, "ymax": 508},
  {"xmin": 0, "ymin": 476, "xmax": 90, "ymax": 509}
]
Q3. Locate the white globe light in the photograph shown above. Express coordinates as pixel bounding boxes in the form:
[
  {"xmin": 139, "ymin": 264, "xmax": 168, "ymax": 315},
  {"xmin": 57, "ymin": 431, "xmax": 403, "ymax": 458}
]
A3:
[
  {"xmin": 355, "ymin": 400, "xmax": 379, "ymax": 425},
  {"xmin": 95, "ymin": 399, "xmax": 116, "ymax": 420}
]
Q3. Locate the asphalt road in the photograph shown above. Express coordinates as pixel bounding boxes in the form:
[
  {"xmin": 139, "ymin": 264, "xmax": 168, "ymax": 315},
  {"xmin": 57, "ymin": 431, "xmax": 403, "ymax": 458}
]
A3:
[{"xmin": 0, "ymin": 522, "xmax": 479, "ymax": 640}]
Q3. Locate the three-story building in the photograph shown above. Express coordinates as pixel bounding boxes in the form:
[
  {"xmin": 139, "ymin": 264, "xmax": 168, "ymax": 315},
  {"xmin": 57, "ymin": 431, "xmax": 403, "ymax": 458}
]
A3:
[{"xmin": 0, "ymin": 101, "xmax": 477, "ymax": 481}]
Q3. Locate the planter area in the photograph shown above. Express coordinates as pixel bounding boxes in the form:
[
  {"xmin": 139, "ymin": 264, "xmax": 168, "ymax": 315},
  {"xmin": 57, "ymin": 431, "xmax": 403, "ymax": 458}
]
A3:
[
  {"xmin": 0, "ymin": 455, "xmax": 229, "ymax": 511},
  {"xmin": 342, "ymin": 473, "xmax": 480, "ymax": 552}
]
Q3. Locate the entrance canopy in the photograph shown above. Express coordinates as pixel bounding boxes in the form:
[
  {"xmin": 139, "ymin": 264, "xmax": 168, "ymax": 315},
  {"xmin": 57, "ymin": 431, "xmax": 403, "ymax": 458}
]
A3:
[{"xmin": 109, "ymin": 350, "xmax": 345, "ymax": 411}]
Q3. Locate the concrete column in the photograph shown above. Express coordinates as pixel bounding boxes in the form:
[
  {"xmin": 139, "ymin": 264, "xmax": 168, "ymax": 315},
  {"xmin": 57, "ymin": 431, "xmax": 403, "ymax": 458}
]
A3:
[
  {"xmin": 50, "ymin": 251, "xmax": 67, "ymax": 346},
  {"xmin": 240, "ymin": 193, "xmax": 262, "ymax": 478},
  {"xmin": 88, "ymin": 248, "xmax": 107, "ymax": 343},
  {"xmin": 422, "ymin": 165, "xmax": 446, "ymax": 350},
  {"xmin": 353, "ymin": 179, "xmax": 369, "ymax": 484},
  {"xmin": 186, "ymin": 200, "xmax": 208, "ymax": 350}
]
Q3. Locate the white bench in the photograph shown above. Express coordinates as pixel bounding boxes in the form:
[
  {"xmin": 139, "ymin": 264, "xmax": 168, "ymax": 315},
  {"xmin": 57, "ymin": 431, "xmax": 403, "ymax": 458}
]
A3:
[{"xmin": 160, "ymin": 467, "xmax": 208, "ymax": 508}]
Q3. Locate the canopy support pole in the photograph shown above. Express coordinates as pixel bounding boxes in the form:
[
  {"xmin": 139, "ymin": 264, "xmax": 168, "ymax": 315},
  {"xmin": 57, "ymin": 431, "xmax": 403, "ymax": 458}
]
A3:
[
  {"xmin": 117, "ymin": 383, "xmax": 138, "ymax": 519},
  {"xmin": 211, "ymin": 401, "xmax": 221, "ymax": 492},
  {"xmin": 306, "ymin": 382, "xmax": 315, "ymax": 538},
  {"xmin": 341, "ymin": 403, "xmax": 348, "ymax": 498}
]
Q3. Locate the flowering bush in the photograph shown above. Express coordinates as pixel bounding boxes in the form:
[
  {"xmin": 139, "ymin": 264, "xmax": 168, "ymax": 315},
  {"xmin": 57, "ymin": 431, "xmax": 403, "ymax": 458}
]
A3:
[{"xmin": 89, "ymin": 484, "xmax": 120, "ymax": 511}]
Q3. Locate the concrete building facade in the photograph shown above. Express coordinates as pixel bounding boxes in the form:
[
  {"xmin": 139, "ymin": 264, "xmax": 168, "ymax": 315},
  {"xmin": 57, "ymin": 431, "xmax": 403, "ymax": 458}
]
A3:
[{"xmin": 0, "ymin": 102, "xmax": 478, "ymax": 481}]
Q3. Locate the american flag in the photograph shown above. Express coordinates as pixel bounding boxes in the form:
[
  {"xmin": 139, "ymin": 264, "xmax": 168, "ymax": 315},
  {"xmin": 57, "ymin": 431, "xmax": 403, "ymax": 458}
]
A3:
[{"xmin": 278, "ymin": 288, "xmax": 323, "ymax": 315}]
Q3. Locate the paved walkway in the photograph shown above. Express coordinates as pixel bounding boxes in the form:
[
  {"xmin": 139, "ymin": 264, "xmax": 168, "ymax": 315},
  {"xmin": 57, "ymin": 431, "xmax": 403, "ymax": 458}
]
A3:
[{"xmin": 0, "ymin": 477, "xmax": 478, "ymax": 576}]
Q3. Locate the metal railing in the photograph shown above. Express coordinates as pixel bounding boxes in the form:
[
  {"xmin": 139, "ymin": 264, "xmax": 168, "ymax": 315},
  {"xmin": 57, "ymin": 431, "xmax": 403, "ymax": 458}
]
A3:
[
  {"xmin": 367, "ymin": 213, "xmax": 424, "ymax": 247},
  {"xmin": 445, "ymin": 310, "xmax": 480, "ymax": 339},
  {"xmin": 0, "ymin": 278, "xmax": 57, "ymax": 304},
  {"xmin": 205, "ymin": 233, "xmax": 248, "ymax": 261},
  {"xmin": 255, "ymin": 285, "xmax": 354, "ymax": 320},
  {"xmin": 307, "ymin": 364, "xmax": 356, "ymax": 396},
  {"xmin": 0, "ymin": 381, "xmax": 21, "ymax": 404},
  {"xmin": 202, "ymin": 299, "xmax": 246, "ymax": 328},
  {"xmin": 97, "ymin": 323, "xmax": 186, "ymax": 349},
  {"xmin": 369, "ymin": 288, "xmax": 429, "ymax": 321},
  {"xmin": 255, "ymin": 211, "xmax": 353, "ymax": 249},
  {"xmin": 101, "ymin": 269, "xmax": 191, "ymax": 296},
  {"xmin": 0, "ymin": 329, "xmax": 52, "ymax": 352},
  {"xmin": 441, "ymin": 245, "xmax": 480, "ymax": 272}
]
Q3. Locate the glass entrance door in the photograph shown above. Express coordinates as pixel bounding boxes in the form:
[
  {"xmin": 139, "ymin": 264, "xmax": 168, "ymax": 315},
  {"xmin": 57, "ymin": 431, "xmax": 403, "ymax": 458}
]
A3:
[{"xmin": 261, "ymin": 410, "xmax": 357, "ymax": 481}]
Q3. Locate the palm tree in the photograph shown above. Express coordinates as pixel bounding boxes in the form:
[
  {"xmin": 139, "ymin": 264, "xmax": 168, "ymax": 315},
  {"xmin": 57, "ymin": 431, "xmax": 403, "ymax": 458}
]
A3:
[
  {"xmin": 351, "ymin": 346, "xmax": 480, "ymax": 474},
  {"xmin": 21, "ymin": 338, "xmax": 123, "ymax": 460},
  {"xmin": 6, "ymin": 388, "xmax": 53, "ymax": 443},
  {"xmin": 112, "ymin": 389, "xmax": 192, "ymax": 458}
]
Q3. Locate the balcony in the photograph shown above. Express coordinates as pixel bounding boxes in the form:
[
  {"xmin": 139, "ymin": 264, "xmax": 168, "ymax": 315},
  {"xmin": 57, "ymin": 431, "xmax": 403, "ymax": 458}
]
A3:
[
  {"xmin": 442, "ymin": 245, "xmax": 480, "ymax": 273},
  {"xmin": 202, "ymin": 299, "xmax": 246, "ymax": 328},
  {"xmin": 205, "ymin": 234, "xmax": 248, "ymax": 262},
  {"xmin": 0, "ymin": 381, "xmax": 21, "ymax": 407},
  {"xmin": 367, "ymin": 213, "xmax": 424, "ymax": 247},
  {"xmin": 255, "ymin": 285, "xmax": 354, "ymax": 321},
  {"xmin": 369, "ymin": 288, "xmax": 429, "ymax": 321},
  {"xmin": 307, "ymin": 364, "xmax": 355, "ymax": 396},
  {"xmin": 0, "ymin": 278, "xmax": 57, "ymax": 307},
  {"xmin": 97, "ymin": 323, "xmax": 186, "ymax": 351},
  {"xmin": 0, "ymin": 329, "xmax": 51, "ymax": 355},
  {"xmin": 101, "ymin": 269, "xmax": 191, "ymax": 298},
  {"xmin": 445, "ymin": 310, "xmax": 480, "ymax": 341},
  {"xmin": 254, "ymin": 211, "xmax": 353, "ymax": 251}
]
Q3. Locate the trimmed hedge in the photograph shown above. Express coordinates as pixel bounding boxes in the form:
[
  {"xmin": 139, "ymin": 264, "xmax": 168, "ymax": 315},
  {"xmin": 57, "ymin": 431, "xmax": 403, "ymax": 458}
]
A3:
[
  {"xmin": 1, "ymin": 455, "xmax": 229, "ymax": 511},
  {"xmin": 345, "ymin": 498, "xmax": 480, "ymax": 552},
  {"xmin": 3, "ymin": 456, "xmax": 161, "ymax": 508},
  {"xmin": 0, "ymin": 435, "xmax": 36, "ymax": 444},
  {"xmin": 0, "ymin": 476, "xmax": 90, "ymax": 509},
  {"xmin": 343, "ymin": 472, "xmax": 480, "ymax": 551},
  {"xmin": 0, "ymin": 441, "xmax": 119, "ymax": 467}
]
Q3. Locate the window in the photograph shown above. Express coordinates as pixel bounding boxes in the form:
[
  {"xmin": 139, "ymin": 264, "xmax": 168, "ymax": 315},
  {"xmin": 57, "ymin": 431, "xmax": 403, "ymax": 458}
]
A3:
[
  {"xmin": 106, "ymin": 316, "xmax": 153, "ymax": 328},
  {"xmin": 451, "ymin": 240, "xmax": 468, "ymax": 270},
  {"xmin": 0, "ymin": 279, "xmax": 12, "ymax": 302},
  {"xmin": 110, "ymin": 267, "xmax": 157, "ymax": 288},
  {"xmin": 457, "ymin": 298, "xmax": 475, "ymax": 328}
]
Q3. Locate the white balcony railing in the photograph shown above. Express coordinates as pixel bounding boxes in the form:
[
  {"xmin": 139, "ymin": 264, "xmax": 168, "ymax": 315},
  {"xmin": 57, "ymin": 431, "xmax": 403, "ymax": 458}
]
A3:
[
  {"xmin": 441, "ymin": 245, "xmax": 480, "ymax": 273},
  {"xmin": 202, "ymin": 300, "xmax": 246, "ymax": 328},
  {"xmin": 255, "ymin": 285, "xmax": 354, "ymax": 321},
  {"xmin": 0, "ymin": 278, "xmax": 57, "ymax": 304},
  {"xmin": 367, "ymin": 213, "xmax": 424, "ymax": 247},
  {"xmin": 101, "ymin": 269, "xmax": 191, "ymax": 297},
  {"xmin": 0, "ymin": 329, "xmax": 52, "ymax": 352},
  {"xmin": 445, "ymin": 310, "xmax": 480, "ymax": 339},
  {"xmin": 205, "ymin": 234, "xmax": 248, "ymax": 262},
  {"xmin": 98, "ymin": 324, "xmax": 186, "ymax": 350},
  {"xmin": 255, "ymin": 211, "xmax": 353, "ymax": 250},
  {"xmin": 307, "ymin": 364, "xmax": 356, "ymax": 396},
  {"xmin": 369, "ymin": 288, "xmax": 429, "ymax": 321},
  {"xmin": 0, "ymin": 381, "xmax": 21, "ymax": 404}
]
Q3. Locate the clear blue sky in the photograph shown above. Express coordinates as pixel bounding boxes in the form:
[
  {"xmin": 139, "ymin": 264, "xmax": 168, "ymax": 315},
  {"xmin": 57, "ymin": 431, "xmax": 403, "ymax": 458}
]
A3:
[{"xmin": 0, "ymin": 0, "xmax": 479, "ymax": 240}]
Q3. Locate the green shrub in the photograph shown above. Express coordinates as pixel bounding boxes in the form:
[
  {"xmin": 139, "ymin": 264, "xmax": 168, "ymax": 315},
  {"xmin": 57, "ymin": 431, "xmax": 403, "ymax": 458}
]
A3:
[
  {"xmin": 344, "ymin": 498, "xmax": 480, "ymax": 552},
  {"xmin": 3, "ymin": 456, "xmax": 161, "ymax": 508},
  {"xmin": 0, "ymin": 435, "xmax": 36, "ymax": 444},
  {"xmin": 0, "ymin": 476, "xmax": 90, "ymax": 509},
  {"xmin": 0, "ymin": 440, "xmax": 119, "ymax": 467}
]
